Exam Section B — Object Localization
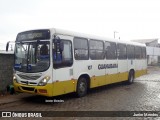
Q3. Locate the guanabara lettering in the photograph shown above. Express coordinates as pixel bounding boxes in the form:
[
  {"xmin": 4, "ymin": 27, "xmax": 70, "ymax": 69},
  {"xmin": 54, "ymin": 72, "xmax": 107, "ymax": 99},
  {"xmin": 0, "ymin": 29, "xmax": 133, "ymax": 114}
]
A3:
[{"xmin": 98, "ymin": 64, "xmax": 118, "ymax": 70}]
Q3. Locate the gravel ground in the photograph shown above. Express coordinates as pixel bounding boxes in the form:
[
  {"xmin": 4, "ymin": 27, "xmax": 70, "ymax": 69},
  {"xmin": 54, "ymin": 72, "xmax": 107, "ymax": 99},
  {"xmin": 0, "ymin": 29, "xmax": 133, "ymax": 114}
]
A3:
[{"xmin": 0, "ymin": 66, "xmax": 160, "ymax": 120}]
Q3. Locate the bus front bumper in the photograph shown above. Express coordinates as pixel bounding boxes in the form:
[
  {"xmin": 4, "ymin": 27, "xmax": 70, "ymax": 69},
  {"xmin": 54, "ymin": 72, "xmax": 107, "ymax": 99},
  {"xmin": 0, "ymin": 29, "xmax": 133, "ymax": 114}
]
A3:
[{"xmin": 13, "ymin": 81, "xmax": 53, "ymax": 97}]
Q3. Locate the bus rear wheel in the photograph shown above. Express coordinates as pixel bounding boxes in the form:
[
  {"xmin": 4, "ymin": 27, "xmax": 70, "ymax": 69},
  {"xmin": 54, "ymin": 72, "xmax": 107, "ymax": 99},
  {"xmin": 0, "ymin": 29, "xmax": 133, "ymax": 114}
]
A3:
[
  {"xmin": 76, "ymin": 77, "xmax": 88, "ymax": 97},
  {"xmin": 128, "ymin": 70, "xmax": 134, "ymax": 84}
]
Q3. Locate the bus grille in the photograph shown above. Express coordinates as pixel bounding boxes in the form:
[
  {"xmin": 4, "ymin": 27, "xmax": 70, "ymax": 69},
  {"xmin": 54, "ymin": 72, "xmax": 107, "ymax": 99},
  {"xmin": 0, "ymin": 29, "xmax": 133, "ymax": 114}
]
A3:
[
  {"xmin": 18, "ymin": 74, "xmax": 41, "ymax": 80},
  {"xmin": 21, "ymin": 87, "xmax": 35, "ymax": 91},
  {"xmin": 20, "ymin": 81, "xmax": 37, "ymax": 85}
]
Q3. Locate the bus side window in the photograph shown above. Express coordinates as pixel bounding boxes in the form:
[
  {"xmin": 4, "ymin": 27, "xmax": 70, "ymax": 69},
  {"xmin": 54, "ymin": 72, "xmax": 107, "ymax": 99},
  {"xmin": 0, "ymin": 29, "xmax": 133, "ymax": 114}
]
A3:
[
  {"xmin": 73, "ymin": 37, "xmax": 89, "ymax": 60},
  {"xmin": 142, "ymin": 47, "xmax": 146, "ymax": 59},
  {"xmin": 127, "ymin": 45, "xmax": 135, "ymax": 59},
  {"xmin": 117, "ymin": 43, "xmax": 127, "ymax": 59},
  {"xmin": 89, "ymin": 40, "xmax": 104, "ymax": 60},
  {"xmin": 135, "ymin": 46, "xmax": 141, "ymax": 59},
  {"xmin": 105, "ymin": 41, "xmax": 117, "ymax": 59}
]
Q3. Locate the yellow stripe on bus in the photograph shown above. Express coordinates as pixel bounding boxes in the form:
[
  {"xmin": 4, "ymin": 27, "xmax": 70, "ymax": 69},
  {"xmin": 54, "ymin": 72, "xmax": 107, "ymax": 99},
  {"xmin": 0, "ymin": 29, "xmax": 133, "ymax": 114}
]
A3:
[{"xmin": 14, "ymin": 69, "xmax": 147, "ymax": 97}]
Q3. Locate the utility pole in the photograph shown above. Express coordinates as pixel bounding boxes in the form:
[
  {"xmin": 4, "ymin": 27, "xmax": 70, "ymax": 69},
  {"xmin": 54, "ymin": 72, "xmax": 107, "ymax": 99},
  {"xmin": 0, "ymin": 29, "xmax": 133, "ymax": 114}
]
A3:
[{"xmin": 114, "ymin": 31, "xmax": 118, "ymax": 39}]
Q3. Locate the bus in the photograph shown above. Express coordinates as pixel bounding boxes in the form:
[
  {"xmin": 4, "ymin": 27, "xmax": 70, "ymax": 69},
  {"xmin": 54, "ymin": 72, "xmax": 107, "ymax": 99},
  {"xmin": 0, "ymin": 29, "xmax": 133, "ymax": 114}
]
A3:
[{"xmin": 11, "ymin": 28, "xmax": 147, "ymax": 97}]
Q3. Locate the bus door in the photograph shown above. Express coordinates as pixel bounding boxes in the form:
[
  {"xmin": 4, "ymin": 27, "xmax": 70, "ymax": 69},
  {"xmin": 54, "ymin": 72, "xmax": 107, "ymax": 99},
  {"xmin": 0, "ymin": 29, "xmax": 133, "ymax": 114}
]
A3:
[{"xmin": 52, "ymin": 35, "xmax": 74, "ymax": 96}]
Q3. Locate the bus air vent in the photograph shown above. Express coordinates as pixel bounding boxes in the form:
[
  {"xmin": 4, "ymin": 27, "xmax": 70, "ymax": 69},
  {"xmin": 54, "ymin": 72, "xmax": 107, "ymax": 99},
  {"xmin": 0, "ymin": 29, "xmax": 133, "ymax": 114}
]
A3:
[{"xmin": 21, "ymin": 87, "xmax": 35, "ymax": 91}]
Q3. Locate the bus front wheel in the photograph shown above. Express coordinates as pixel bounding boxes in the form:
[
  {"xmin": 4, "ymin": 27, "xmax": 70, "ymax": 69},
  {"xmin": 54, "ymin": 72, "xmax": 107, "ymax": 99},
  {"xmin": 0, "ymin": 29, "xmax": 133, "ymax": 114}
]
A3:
[{"xmin": 76, "ymin": 77, "xmax": 88, "ymax": 97}]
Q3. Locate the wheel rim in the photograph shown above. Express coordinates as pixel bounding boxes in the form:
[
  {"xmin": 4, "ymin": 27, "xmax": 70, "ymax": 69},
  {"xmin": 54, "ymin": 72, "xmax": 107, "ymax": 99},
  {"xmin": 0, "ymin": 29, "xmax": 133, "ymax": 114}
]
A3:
[{"xmin": 79, "ymin": 81, "xmax": 86, "ymax": 94}]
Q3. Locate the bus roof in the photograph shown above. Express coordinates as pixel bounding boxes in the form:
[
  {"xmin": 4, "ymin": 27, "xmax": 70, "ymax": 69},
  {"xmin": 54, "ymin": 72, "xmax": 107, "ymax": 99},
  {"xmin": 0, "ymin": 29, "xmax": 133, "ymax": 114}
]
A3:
[
  {"xmin": 53, "ymin": 28, "xmax": 146, "ymax": 47},
  {"xmin": 17, "ymin": 28, "xmax": 146, "ymax": 47}
]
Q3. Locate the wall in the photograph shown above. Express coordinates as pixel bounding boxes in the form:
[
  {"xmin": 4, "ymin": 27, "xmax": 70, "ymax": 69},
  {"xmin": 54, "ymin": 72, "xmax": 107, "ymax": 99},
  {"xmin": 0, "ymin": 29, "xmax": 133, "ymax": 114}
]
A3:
[
  {"xmin": 146, "ymin": 47, "xmax": 160, "ymax": 65},
  {"xmin": 0, "ymin": 51, "xmax": 14, "ymax": 94}
]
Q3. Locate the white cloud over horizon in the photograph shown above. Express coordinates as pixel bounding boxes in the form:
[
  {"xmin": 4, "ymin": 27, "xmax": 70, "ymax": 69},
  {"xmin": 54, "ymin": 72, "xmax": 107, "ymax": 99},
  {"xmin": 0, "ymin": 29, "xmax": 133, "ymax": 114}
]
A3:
[{"xmin": 1, "ymin": 0, "xmax": 160, "ymax": 47}]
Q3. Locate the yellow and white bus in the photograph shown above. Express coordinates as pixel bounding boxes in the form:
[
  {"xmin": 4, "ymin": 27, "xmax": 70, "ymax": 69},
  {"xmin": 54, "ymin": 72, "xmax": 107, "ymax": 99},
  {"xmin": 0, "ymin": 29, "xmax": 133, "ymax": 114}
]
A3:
[{"xmin": 12, "ymin": 28, "xmax": 147, "ymax": 97}]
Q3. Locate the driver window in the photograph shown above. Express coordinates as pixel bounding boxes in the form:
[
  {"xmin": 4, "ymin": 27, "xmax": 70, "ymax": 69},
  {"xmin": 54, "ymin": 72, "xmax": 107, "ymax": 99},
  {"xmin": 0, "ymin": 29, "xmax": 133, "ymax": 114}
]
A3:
[{"xmin": 40, "ymin": 44, "xmax": 49, "ymax": 55}]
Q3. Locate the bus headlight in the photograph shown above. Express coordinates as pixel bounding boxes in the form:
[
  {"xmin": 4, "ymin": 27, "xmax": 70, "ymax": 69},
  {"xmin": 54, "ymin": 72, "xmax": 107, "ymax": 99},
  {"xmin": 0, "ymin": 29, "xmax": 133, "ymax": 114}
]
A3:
[
  {"xmin": 38, "ymin": 76, "xmax": 50, "ymax": 86},
  {"xmin": 13, "ymin": 75, "xmax": 18, "ymax": 83}
]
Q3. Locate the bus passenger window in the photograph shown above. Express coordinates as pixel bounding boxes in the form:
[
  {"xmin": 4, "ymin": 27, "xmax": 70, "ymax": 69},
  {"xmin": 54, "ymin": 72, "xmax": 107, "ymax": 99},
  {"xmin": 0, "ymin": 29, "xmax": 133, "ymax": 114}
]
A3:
[
  {"xmin": 105, "ymin": 41, "xmax": 117, "ymax": 59},
  {"xmin": 117, "ymin": 43, "xmax": 127, "ymax": 59},
  {"xmin": 89, "ymin": 40, "xmax": 104, "ymax": 60},
  {"xmin": 127, "ymin": 45, "xmax": 135, "ymax": 59},
  {"xmin": 73, "ymin": 37, "xmax": 89, "ymax": 60},
  {"xmin": 142, "ymin": 47, "xmax": 146, "ymax": 59},
  {"xmin": 135, "ymin": 46, "xmax": 142, "ymax": 59}
]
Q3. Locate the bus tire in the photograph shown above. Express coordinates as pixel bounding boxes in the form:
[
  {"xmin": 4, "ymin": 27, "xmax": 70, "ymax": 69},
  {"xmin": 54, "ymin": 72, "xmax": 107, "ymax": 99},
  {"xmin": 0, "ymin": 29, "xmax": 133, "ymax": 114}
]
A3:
[
  {"xmin": 127, "ymin": 70, "xmax": 134, "ymax": 84},
  {"xmin": 76, "ymin": 77, "xmax": 88, "ymax": 97}
]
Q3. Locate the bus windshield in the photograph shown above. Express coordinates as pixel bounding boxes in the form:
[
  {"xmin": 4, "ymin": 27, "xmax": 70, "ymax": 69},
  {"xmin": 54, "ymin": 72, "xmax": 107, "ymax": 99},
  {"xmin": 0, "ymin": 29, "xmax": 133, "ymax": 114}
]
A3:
[{"xmin": 14, "ymin": 41, "xmax": 50, "ymax": 73}]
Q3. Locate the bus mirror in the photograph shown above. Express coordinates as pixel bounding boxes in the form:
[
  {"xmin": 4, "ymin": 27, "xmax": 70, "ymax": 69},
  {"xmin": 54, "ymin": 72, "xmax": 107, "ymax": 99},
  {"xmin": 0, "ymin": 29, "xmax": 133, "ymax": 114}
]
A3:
[
  {"xmin": 6, "ymin": 41, "xmax": 10, "ymax": 51},
  {"xmin": 6, "ymin": 41, "xmax": 15, "ymax": 51},
  {"xmin": 59, "ymin": 41, "xmax": 64, "ymax": 52},
  {"xmin": 53, "ymin": 35, "xmax": 64, "ymax": 52},
  {"xmin": 53, "ymin": 35, "xmax": 60, "ymax": 43}
]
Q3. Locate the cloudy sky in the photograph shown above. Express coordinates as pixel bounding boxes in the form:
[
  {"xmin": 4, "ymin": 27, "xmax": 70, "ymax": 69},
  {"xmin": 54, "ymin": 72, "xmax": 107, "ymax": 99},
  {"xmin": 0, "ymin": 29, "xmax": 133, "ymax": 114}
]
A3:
[{"xmin": 0, "ymin": 0, "xmax": 160, "ymax": 49}]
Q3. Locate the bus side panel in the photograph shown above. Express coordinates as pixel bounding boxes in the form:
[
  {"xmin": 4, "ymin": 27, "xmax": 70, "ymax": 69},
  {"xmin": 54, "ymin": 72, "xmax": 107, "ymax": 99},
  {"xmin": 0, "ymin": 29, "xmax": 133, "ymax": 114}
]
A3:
[
  {"xmin": 91, "ymin": 75, "xmax": 106, "ymax": 88},
  {"xmin": 73, "ymin": 60, "xmax": 106, "ymax": 89},
  {"xmin": 73, "ymin": 60, "xmax": 91, "ymax": 86},
  {"xmin": 135, "ymin": 59, "xmax": 141, "ymax": 77},
  {"xmin": 127, "ymin": 59, "xmax": 136, "ymax": 75},
  {"xmin": 106, "ymin": 60, "xmax": 118, "ymax": 84},
  {"xmin": 52, "ymin": 79, "xmax": 76, "ymax": 96},
  {"xmin": 141, "ymin": 59, "xmax": 147, "ymax": 75},
  {"xmin": 105, "ymin": 74, "xmax": 111, "ymax": 85},
  {"xmin": 52, "ymin": 68, "xmax": 76, "ymax": 96},
  {"xmin": 118, "ymin": 60, "xmax": 128, "ymax": 82},
  {"xmin": 135, "ymin": 59, "xmax": 147, "ymax": 78},
  {"xmin": 90, "ymin": 60, "xmax": 106, "ymax": 88}
]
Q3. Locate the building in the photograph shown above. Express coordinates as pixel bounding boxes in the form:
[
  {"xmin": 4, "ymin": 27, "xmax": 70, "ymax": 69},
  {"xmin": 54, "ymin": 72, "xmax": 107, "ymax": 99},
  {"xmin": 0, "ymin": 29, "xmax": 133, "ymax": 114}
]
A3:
[{"xmin": 131, "ymin": 38, "xmax": 160, "ymax": 65}]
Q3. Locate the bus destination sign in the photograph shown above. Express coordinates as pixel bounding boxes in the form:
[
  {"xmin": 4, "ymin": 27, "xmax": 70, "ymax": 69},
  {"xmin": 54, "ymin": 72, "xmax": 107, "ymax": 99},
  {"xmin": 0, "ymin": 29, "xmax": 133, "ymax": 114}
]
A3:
[{"xmin": 16, "ymin": 29, "xmax": 50, "ymax": 41}]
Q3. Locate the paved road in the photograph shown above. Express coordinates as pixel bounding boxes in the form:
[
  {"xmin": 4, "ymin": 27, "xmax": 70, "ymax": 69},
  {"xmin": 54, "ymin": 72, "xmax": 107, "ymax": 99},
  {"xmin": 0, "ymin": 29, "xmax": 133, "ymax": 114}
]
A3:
[{"xmin": 0, "ymin": 66, "xmax": 160, "ymax": 120}]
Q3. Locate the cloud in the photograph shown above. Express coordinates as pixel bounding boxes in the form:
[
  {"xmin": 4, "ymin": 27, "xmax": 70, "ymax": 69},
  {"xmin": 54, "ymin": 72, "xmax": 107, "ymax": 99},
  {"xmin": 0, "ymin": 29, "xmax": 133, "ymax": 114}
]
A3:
[{"xmin": 0, "ymin": 0, "xmax": 160, "ymax": 45}]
